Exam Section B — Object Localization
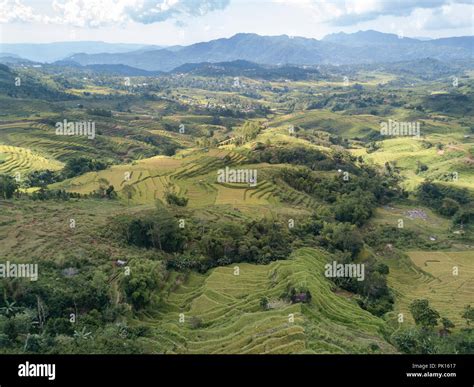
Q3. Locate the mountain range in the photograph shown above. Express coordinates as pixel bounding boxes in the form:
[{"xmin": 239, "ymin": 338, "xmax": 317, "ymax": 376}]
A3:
[
  {"xmin": 2, "ymin": 31, "xmax": 472, "ymax": 72},
  {"xmin": 0, "ymin": 41, "xmax": 159, "ymax": 63}
]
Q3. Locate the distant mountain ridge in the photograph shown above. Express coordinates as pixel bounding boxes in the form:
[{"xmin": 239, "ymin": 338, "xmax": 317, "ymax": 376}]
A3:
[
  {"xmin": 3, "ymin": 31, "xmax": 473, "ymax": 71},
  {"xmin": 0, "ymin": 41, "xmax": 159, "ymax": 63},
  {"xmin": 62, "ymin": 31, "xmax": 474, "ymax": 71}
]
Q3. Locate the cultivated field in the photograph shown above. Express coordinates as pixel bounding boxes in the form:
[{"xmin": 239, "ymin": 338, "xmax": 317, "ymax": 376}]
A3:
[{"xmin": 136, "ymin": 248, "xmax": 396, "ymax": 354}]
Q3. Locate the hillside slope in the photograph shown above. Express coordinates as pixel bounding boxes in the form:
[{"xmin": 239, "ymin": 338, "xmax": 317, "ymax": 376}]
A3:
[{"xmin": 136, "ymin": 248, "xmax": 396, "ymax": 354}]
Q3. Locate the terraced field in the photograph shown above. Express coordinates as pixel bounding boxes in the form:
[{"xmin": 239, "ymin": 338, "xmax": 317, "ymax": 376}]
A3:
[
  {"xmin": 0, "ymin": 59, "xmax": 472, "ymax": 357},
  {"xmin": 386, "ymin": 250, "xmax": 474, "ymax": 327},
  {"xmin": 134, "ymin": 248, "xmax": 396, "ymax": 354},
  {"xmin": 0, "ymin": 120, "xmax": 172, "ymax": 164},
  {"xmin": 267, "ymin": 110, "xmax": 380, "ymax": 138},
  {"xmin": 352, "ymin": 135, "xmax": 474, "ymax": 192},
  {"xmin": 0, "ymin": 144, "xmax": 63, "ymax": 174}
]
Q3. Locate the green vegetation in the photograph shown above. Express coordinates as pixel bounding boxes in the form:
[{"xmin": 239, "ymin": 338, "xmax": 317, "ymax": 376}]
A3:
[{"xmin": 0, "ymin": 57, "xmax": 472, "ymax": 354}]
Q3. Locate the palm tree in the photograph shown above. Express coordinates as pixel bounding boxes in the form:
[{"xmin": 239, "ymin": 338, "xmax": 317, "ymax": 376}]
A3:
[
  {"xmin": 73, "ymin": 327, "xmax": 92, "ymax": 340},
  {"xmin": 0, "ymin": 292, "xmax": 21, "ymax": 317}
]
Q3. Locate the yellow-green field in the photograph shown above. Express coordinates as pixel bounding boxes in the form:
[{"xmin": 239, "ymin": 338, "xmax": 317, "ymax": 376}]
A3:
[
  {"xmin": 0, "ymin": 144, "xmax": 63, "ymax": 174},
  {"xmin": 135, "ymin": 248, "xmax": 396, "ymax": 354},
  {"xmin": 387, "ymin": 250, "xmax": 474, "ymax": 327},
  {"xmin": 352, "ymin": 134, "xmax": 474, "ymax": 192},
  {"xmin": 369, "ymin": 204, "xmax": 460, "ymax": 245}
]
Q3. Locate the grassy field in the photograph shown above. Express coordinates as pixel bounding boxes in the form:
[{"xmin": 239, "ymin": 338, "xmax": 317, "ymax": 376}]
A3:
[
  {"xmin": 368, "ymin": 204, "xmax": 469, "ymax": 248},
  {"xmin": 386, "ymin": 250, "xmax": 474, "ymax": 328},
  {"xmin": 0, "ymin": 198, "xmax": 141, "ymax": 264},
  {"xmin": 267, "ymin": 109, "xmax": 380, "ymax": 138},
  {"xmin": 351, "ymin": 132, "xmax": 474, "ymax": 192}
]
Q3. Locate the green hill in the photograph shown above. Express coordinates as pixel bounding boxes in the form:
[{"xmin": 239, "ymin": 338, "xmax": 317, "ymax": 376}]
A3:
[{"xmin": 135, "ymin": 248, "xmax": 396, "ymax": 354}]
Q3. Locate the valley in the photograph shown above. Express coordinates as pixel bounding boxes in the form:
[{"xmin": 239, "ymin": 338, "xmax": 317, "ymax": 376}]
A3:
[{"xmin": 0, "ymin": 33, "xmax": 473, "ymax": 355}]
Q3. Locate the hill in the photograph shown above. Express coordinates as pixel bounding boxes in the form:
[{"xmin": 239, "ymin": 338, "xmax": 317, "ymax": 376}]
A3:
[
  {"xmin": 171, "ymin": 60, "xmax": 320, "ymax": 80},
  {"xmin": 0, "ymin": 41, "xmax": 154, "ymax": 63},
  {"xmin": 136, "ymin": 248, "xmax": 396, "ymax": 354}
]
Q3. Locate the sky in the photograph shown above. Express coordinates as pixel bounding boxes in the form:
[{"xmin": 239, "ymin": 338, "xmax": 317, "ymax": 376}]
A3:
[{"xmin": 0, "ymin": 0, "xmax": 473, "ymax": 45}]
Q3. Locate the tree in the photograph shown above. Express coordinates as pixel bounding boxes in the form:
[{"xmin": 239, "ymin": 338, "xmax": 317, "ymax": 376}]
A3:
[
  {"xmin": 45, "ymin": 317, "xmax": 74, "ymax": 335},
  {"xmin": 393, "ymin": 328, "xmax": 433, "ymax": 354},
  {"xmin": 440, "ymin": 317, "xmax": 455, "ymax": 334},
  {"xmin": 409, "ymin": 299, "xmax": 440, "ymax": 329},
  {"xmin": 334, "ymin": 194, "xmax": 374, "ymax": 226},
  {"xmin": 164, "ymin": 191, "xmax": 188, "ymax": 207},
  {"xmin": 73, "ymin": 326, "xmax": 92, "ymax": 340},
  {"xmin": 237, "ymin": 121, "xmax": 260, "ymax": 142},
  {"xmin": 0, "ymin": 175, "xmax": 18, "ymax": 199},
  {"xmin": 189, "ymin": 316, "xmax": 202, "ymax": 329},
  {"xmin": 0, "ymin": 292, "xmax": 21, "ymax": 318},
  {"xmin": 105, "ymin": 185, "xmax": 116, "ymax": 199},
  {"xmin": 164, "ymin": 183, "xmax": 188, "ymax": 207},
  {"xmin": 462, "ymin": 305, "xmax": 474, "ymax": 325},
  {"xmin": 61, "ymin": 157, "xmax": 107, "ymax": 179},
  {"xmin": 24, "ymin": 333, "xmax": 43, "ymax": 352},
  {"xmin": 121, "ymin": 260, "xmax": 164, "ymax": 310},
  {"xmin": 260, "ymin": 297, "xmax": 269, "ymax": 310},
  {"xmin": 149, "ymin": 202, "xmax": 185, "ymax": 252},
  {"xmin": 320, "ymin": 222, "xmax": 363, "ymax": 257},
  {"xmin": 439, "ymin": 198, "xmax": 460, "ymax": 217}
]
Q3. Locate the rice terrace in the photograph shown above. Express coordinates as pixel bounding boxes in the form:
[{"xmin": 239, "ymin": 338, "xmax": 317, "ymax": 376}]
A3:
[{"xmin": 0, "ymin": 0, "xmax": 473, "ymax": 374}]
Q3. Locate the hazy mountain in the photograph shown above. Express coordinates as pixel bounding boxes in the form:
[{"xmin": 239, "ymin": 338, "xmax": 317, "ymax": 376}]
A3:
[
  {"xmin": 82, "ymin": 64, "xmax": 162, "ymax": 76},
  {"xmin": 64, "ymin": 33, "xmax": 363, "ymax": 71},
  {"xmin": 428, "ymin": 36, "xmax": 474, "ymax": 51},
  {"xmin": 323, "ymin": 30, "xmax": 473, "ymax": 51},
  {"xmin": 0, "ymin": 53, "xmax": 35, "ymax": 65},
  {"xmin": 0, "ymin": 41, "xmax": 157, "ymax": 63},
  {"xmin": 322, "ymin": 30, "xmax": 420, "ymax": 46},
  {"xmin": 47, "ymin": 32, "xmax": 474, "ymax": 71}
]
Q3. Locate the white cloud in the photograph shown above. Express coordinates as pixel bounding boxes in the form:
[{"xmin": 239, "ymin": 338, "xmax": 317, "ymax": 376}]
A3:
[
  {"xmin": 422, "ymin": 3, "xmax": 474, "ymax": 30},
  {"xmin": 0, "ymin": 0, "xmax": 230, "ymax": 26},
  {"xmin": 271, "ymin": 0, "xmax": 473, "ymax": 27},
  {"xmin": 0, "ymin": 0, "xmax": 42, "ymax": 23}
]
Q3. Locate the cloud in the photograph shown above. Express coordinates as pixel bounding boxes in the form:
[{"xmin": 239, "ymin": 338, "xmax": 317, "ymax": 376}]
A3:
[
  {"xmin": 0, "ymin": 0, "xmax": 230, "ymax": 26},
  {"xmin": 422, "ymin": 3, "xmax": 474, "ymax": 30},
  {"xmin": 0, "ymin": 0, "xmax": 41, "ymax": 23},
  {"xmin": 126, "ymin": 0, "xmax": 229, "ymax": 24},
  {"xmin": 273, "ymin": 0, "xmax": 473, "ymax": 27},
  {"xmin": 331, "ymin": 0, "xmax": 447, "ymax": 25},
  {"xmin": 1, "ymin": 0, "xmax": 472, "ymax": 33}
]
